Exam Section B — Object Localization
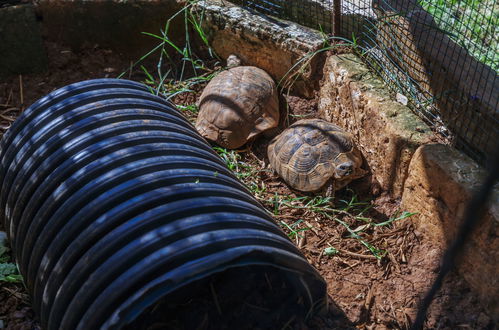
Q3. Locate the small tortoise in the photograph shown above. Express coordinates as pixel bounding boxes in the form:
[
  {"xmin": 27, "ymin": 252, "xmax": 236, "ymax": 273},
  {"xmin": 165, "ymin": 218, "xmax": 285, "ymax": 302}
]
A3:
[
  {"xmin": 195, "ymin": 56, "xmax": 279, "ymax": 149},
  {"xmin": 267, "ymin": 119, "xmax": 367, "ymax": 193}
]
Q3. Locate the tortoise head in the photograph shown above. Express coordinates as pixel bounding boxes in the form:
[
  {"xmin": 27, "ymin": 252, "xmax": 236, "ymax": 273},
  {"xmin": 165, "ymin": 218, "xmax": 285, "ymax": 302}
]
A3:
[
  {"xmin": 332, "ymin": 148, "xmax": 367, "ymax": 181},
  {"xmin": 226, "ymin": 54, "xmax": 242, "ymax": 68}
]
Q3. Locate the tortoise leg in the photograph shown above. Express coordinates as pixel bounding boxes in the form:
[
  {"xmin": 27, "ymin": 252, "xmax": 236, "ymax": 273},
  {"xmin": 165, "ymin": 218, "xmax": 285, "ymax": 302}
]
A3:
[{"xmin": 324, "ymin": 180, "xmax": 336, "ymax": 199}]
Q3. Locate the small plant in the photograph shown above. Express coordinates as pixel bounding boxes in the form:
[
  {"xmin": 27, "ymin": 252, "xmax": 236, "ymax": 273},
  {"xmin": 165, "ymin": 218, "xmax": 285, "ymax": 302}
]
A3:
[
  {"xmin": 119, "ymin": 0, "xmax": 221, "ymax": 100},
  {"xmin": 213, "ymin": 147, "xmax": 244, "ymax": 173},
  {"xmin": 373, "ymin": 211, "xmax": 417, "ymax": 227},
  {"xmin": 212, "ymin": 146, "xmax": 269, "ymax": 199},
  {"xmin": 278, "ymin": 35, "xmax": 357, "ymax": 98},
  {"xmin": 324, "ymin": 246, "xmax": 339, "ymax": 256},
  {"xmin": 0, "ymin": 240, "xmax": 22, "ymax": 283},
  {"xmin": 176, "ymin": 103, "xmax": 200, "ymax": 123},
  {"xmin": 280, "ymin": 219, "xmax": 310, "ymax": 239}
]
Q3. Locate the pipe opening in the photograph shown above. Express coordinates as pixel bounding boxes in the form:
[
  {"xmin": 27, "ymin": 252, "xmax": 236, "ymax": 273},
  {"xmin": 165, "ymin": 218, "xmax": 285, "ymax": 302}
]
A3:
[{"xmin": 122, "ymin": 265, "xmax": 326, "ymax": 330}]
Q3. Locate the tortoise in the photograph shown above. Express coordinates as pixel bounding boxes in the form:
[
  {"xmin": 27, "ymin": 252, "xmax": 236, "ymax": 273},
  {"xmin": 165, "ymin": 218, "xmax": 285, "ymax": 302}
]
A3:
[
  {"xmin": 195, "ymin": 56, "xmax": 279, "ymax": 149},
  {"xmin": 267, "ymin": 119, "xmax": 367, "ymax": 193}
]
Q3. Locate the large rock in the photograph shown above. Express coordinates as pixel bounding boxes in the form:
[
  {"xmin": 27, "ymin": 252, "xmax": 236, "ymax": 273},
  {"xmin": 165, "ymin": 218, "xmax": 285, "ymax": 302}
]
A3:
[
  {"xmin": 319, "ymin": 53, "xmax": 435, "ymax": 197},
  {"xmin": 401, "ymin": 144, "xmax": 499, "ymax": 319}
]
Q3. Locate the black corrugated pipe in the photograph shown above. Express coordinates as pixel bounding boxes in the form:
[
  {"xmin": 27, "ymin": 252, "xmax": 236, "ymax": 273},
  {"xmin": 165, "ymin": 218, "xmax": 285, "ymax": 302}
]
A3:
[{"xmin": 0, "ymin": 79, "xmax": 327, "ymax": 329}]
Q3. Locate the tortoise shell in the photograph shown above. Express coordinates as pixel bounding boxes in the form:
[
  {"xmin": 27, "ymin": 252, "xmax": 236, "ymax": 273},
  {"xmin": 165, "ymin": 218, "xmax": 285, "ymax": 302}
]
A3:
[
  {"xmin": 195, "ymin": 66, "xmax": 279, "ymax": 149},
  {"xmin": 267, "ymin": 119, "xmax": 366, "ymax": 192}
]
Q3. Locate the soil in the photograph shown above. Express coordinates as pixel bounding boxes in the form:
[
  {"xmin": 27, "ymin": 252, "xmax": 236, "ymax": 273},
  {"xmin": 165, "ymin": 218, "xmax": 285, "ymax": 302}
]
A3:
[{"xmin": 0, "ymin": 42, "xmax": 496, "ymax": 330}]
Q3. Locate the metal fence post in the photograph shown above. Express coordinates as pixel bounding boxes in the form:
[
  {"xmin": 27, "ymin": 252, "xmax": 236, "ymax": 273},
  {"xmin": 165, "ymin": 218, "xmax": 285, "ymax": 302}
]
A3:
[{"xmin": 333, "ymin": 0, "xmax": 341, "ymax": 36}]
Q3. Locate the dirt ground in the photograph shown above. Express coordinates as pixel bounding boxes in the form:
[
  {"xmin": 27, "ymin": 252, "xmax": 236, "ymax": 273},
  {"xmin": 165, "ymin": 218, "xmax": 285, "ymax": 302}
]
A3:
[{"xmin": 0, "ymin": 43, "xmax": 496, "ymax": 330}]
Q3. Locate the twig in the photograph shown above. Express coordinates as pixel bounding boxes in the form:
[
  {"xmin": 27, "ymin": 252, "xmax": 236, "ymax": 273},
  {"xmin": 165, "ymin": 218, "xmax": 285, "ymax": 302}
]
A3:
[
  {"xmin": 304, "ymin": 220, "xmax": 320, "ymax": 236},
  {"xmin": 338, "ymin": 248, "xmax": 378, "ymax": 260},
  {"xmin": 244, "ymin": 302, "xmax": 271, "ymax": 312},
  {"xmin": 317, "ymin": 249, "xmax": 323, "ymax": 264},
  {"xmin": 387, "ymin": 251, "xmax": 401, "ymax": 272},
  {"xmin": 280, "ymin": 315, "xmax": 296, "ymax": 330},
  {"xmin": 298, "ymin": 231, "xmax": 307, "ymax": 248},
  {"xmin": 6, "ymin": 88, "xmax": 13, "ymax": 105},
  {"xmin": 364, "ymin": 284, "xmax": 374, "ymax": 313},
  {"xmin": 19, "ymin": 75, "xmax": 24, "ymax": 110},
  {"xmin": 209, "ymin": 282, "xmax": 222, "ymax": 315}
]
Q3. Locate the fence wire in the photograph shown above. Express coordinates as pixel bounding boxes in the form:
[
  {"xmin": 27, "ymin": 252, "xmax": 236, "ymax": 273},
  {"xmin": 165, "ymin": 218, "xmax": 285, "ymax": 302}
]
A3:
[{"xmin": 235, "ymin": 0, "xmax": 498, "ymax": 165}]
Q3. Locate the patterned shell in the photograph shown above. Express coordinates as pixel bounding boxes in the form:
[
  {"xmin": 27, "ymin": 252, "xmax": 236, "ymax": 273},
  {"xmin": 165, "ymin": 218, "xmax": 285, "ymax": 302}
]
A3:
[
  {"xmin": 195, "ymin": 66, "xmax": 279, "ymax": 149},
  {"xmin": 268, "ymin": 119, "xmax": 363, "ymax": 192}
]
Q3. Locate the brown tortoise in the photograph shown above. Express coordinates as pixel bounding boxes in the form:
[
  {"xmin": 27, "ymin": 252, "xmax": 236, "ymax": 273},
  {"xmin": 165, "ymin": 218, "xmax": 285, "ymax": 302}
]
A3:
[
  {"xmin": 195, "ymin": 56, "xmax": 279, "ymax": 149},
  {"xmin": 267, "ymin": 119, "xmax": 367, "ymax": 193}
]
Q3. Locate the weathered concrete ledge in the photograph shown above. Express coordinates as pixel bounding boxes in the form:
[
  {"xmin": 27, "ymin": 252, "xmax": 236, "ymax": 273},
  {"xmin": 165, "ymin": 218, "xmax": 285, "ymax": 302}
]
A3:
[
  {"xmin": 197, "ymin": 0, "xmax": 325, "ymax": 97},
  {"xmin": 401, "ymin": 144, "xmax": 499, "ymax": 319},
  {"xmin": 318, "ymin": 53, "xmax": 435, "ymax": 197}
]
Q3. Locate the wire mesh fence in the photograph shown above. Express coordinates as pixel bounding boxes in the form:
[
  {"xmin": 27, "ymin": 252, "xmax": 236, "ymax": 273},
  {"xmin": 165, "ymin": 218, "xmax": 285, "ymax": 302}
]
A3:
[{"xmin": 234, "ymin": 0, "xmax": 498, "ymax": 165}]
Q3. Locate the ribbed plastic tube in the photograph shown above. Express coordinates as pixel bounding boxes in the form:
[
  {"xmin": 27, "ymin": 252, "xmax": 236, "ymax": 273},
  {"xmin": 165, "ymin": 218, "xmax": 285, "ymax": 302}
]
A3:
[{"xmin": 0, "ymin": 78, "xmax": 326, "ymax": 329}]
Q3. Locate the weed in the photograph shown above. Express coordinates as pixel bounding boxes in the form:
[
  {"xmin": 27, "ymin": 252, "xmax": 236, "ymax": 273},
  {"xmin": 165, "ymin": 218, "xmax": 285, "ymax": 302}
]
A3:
[
  {"xmin": 213, "ymin": 147, "xmax": 244, "ymax": 174},
  {"xmin": 278, "ymin": 35, "xmax": 356, "ymax": 92},
  {"xmin": 374, "ymin": 211, "xmax": 417, "ymax": 227},
  {"xmin": 280, "ymin": 219, "xmax": 310, "ymax": 239},
  {"xmin": 176, "ymin": 103, "xmax": 199, "ymax": 122},
  {"xmin": 177, "ymin": 104, "xmax": 199, "ymax": 114},
  {"xmin": 119, "ymin": 0, "xmax": 221, "ymax": 102}
]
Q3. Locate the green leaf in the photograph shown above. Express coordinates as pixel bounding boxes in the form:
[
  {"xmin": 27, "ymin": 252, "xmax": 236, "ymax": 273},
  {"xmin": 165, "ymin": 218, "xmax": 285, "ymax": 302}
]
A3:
[
  {"xmin": 324, "ymin": 247, "xmax": 339, "ymax": 256},
  {"xmin": 0, "ymin": 262, "xmax": 20, "ymax": 282}
]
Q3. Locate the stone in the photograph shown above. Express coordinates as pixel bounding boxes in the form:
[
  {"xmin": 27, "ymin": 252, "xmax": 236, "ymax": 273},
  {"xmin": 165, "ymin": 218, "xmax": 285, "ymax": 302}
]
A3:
[
  {"xmin": 0, "ymin": 4, "xmax": 48, "ymax": 77},
  {"xmin": 401, "ymin": 143, "xmax": 499, "ymax": 319},
  {"xmin": 319, "ymin": 53, "xmax": 435, "ymax": 197}
]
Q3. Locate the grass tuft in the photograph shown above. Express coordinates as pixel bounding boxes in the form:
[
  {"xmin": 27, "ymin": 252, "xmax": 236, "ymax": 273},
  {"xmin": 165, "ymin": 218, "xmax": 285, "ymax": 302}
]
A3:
[{"xmin": 119, "ymin": 0, "xmax": 221, "ymax": 108}]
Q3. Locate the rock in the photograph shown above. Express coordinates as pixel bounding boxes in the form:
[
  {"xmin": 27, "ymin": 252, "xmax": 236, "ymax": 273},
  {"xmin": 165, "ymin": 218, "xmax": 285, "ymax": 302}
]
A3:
[{"xmin": 401, "ymin": 143, "xmax": 499, "ymax": 320}]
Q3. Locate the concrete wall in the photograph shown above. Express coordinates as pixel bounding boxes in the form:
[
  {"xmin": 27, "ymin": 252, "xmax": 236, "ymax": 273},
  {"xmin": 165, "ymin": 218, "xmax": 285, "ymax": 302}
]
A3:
[{"xmin": 401, "ymin": 144, "xmax": 499, "ymax": 318}]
